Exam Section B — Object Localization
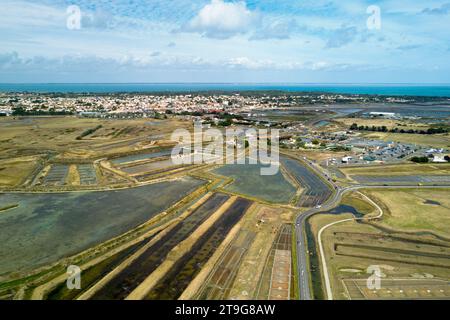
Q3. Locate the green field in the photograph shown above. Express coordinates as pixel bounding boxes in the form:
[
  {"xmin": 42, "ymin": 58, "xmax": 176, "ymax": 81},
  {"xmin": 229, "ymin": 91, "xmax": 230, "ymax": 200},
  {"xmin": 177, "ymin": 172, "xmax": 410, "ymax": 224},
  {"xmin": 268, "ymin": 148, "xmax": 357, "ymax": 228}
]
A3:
[
  {"xmin": 367, "ymin": 188, "xmax": 450, "ymax": 238},
  {"xmin": 308, "ymin": 189, "xmax": 450, "ymax": 300},
  {"xmin": 363, "ymin": 132, "xmax": 450, "ymax": 148},
  {"xmin": 340, "ymin": 163, "xmax": 450, "ymax": 178}
]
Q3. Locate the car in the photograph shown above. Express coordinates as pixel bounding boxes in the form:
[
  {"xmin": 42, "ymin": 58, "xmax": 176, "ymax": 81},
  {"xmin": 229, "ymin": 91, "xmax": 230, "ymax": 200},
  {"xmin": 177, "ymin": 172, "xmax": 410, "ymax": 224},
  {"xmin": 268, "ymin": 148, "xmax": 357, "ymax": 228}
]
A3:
[{"xmin": 315, "ymin": 205, "xmax": 322, "ymax": 209}]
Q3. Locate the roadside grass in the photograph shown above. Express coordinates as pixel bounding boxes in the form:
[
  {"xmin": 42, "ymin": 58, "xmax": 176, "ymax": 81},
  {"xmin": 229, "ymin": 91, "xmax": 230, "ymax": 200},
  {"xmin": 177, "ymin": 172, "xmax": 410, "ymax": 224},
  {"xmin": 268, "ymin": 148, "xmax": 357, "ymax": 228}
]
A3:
[
  {"xmin": 304, "ymin": 215, "xmax": 325, "ymax": 300},
  {"xmin": 340, "ymin": 193, "xmax": 376, "ymax": 215},
  {"xmin": 340, "ymin": 163, "xmax": 450, "ymax": 177},
  {"xmin": 291, "ymin": 223, "xmax": 299, "ymax": 300},
  {"xmin": 308, "ymin": 189, "xmax": 450, "ymax": 299}
]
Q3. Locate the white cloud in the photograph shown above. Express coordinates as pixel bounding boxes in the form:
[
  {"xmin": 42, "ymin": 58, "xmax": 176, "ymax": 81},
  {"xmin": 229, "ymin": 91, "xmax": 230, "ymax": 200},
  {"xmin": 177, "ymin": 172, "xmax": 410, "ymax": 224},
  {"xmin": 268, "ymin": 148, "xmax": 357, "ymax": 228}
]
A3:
[
  {"xmin": 227, "ymin": 57, "xmax": 275, "ymax": 69},
  {"xmin": 250, "ymin": 19, "xmax": 299, "ymax": 41},
  {"xmin": 183, "ymin": 0, "xmax": 257, "ymax": 39},
  {"xmin": 225, "ymin": 56, "xmax": 353, "ymax": 71},
  {"xmin": 0, "ymin": 51, "xmax": 354, "ymax": 74},
  {"xmin": 325, "ymin": 25, "xmax": 358, "ymax": 48}
]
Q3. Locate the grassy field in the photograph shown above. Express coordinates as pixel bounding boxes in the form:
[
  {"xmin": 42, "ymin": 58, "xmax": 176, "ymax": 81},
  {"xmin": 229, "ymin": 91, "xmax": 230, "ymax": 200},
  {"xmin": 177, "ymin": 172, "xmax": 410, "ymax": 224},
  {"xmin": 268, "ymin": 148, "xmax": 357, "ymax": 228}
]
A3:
[
  {"xmin": 0, "ymin": 156, "xmax": 40, "ymax": 187},
  {"xmin": 340, "ymin": 193, "xmax": 376, "ymax": 214},
  {"xmin": 0, "ymin": 116, "xmax": 190, "ymax": 160},
  {"xmin": 189, "ymin": 202, "xmax": 293, "ymax": 300},
  {"xmin": 367, "ymin": 188, "xmax": 450, "ymax": 238},
  {"xmin": 0, "ymin": 116, "xmax": 193, "ymax": 189},
  {"xmin": 340, "ymin": 163, "xmax": 450, "ymax": 177},
  {"xmin": 309, "ymin": 190, "xmax": 450, "ymax": 300},
  {"xmin": 362, "ymin": 131, "xmax": 450, "ymax": 148},
  {"xmin": 337, "ymin": 118, "xmax": 430, "ymax": 131}
]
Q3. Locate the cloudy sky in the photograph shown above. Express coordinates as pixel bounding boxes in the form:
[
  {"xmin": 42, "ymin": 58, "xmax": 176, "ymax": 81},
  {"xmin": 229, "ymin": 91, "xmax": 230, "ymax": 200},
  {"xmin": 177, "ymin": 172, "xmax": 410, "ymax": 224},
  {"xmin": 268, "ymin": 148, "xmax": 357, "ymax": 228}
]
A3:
[{"xmin": 1, "ymin": 0, "xmax": 450, "ymax": 83}]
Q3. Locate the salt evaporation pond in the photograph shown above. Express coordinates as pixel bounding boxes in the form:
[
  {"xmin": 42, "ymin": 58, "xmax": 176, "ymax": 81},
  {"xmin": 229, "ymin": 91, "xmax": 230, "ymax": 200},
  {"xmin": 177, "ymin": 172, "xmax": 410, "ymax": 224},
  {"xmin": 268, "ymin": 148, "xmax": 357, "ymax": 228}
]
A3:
[
  {"xmin": 0, "ymin": 177, "xmax": 204, "ymax": 276},
  {"xmin": 213, "ymin": 162, "xmax": 296, "ymax": 203}
]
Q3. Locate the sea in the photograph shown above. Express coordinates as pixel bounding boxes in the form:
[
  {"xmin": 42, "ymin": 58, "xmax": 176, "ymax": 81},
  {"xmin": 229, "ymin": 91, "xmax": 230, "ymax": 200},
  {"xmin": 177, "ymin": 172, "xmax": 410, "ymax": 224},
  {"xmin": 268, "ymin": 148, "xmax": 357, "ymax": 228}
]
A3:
[{"xmin": 0, "ymin": 83, "xmax": 450, "ymax": 97}]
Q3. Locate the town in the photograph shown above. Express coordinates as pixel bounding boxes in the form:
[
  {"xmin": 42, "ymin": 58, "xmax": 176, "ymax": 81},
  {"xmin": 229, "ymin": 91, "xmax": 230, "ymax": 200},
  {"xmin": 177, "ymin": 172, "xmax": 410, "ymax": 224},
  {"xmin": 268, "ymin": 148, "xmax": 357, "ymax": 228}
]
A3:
[{"xmin": 0, "ymin": 90, "xmax": 449, "ymax": 302}]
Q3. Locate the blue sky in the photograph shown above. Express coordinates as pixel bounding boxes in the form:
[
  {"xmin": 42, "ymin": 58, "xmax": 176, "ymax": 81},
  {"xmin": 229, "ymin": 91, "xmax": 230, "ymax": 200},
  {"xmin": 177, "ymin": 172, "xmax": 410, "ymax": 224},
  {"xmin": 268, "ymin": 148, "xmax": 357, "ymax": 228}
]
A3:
[{"xmin": 1, "ymin": 0, "xmax": 449, "ymax": 83}]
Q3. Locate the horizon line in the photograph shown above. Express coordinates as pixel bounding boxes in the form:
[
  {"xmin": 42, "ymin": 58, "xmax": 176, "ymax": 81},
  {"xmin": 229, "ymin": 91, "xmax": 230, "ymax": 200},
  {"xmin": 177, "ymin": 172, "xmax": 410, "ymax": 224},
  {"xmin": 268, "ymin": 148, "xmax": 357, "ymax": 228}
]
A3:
[{"xmin": 1, "ymin": 82, "xmax": 450, "ymax": 86}]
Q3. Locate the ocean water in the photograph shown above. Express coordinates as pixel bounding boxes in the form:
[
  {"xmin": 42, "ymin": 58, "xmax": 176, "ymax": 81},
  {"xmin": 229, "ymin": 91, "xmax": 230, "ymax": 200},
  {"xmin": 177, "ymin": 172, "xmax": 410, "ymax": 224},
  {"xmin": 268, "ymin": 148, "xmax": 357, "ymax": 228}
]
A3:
[{"xmin": 0, "ymin": 83, "xmax": 450, "ymax": 97}]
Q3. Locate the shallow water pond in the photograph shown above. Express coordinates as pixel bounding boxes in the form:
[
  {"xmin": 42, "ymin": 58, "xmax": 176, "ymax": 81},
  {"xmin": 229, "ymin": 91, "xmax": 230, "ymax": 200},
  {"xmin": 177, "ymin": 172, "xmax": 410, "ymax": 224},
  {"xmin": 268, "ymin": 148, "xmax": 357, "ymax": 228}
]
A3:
[
  {"xmin": 0, "ymin": 177, "xmax": 204, "ymax": 276},
  {"xmin": 213, "ymin": 162, "xmax": 296, "ymax": 203}
]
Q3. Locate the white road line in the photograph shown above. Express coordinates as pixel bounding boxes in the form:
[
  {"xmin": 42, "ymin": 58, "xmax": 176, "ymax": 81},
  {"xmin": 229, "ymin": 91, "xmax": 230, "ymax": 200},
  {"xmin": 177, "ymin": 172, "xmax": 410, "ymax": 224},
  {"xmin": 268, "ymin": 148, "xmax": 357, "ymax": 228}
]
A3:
[{"xmin": 317, "ymin": 191, "xmax": 383, "ymax": 300}]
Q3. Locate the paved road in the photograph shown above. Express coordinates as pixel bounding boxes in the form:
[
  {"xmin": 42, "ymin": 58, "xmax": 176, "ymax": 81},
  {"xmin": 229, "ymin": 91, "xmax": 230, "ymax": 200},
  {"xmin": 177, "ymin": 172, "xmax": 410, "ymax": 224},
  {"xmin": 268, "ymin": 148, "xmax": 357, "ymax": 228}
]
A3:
[
  {"xmin": 293, "ymin": 158, "xmax": 450, "ymax": 300},
  {"xmin": 294, "ymin": 158, "xmax": 341, "ymax": 300}
]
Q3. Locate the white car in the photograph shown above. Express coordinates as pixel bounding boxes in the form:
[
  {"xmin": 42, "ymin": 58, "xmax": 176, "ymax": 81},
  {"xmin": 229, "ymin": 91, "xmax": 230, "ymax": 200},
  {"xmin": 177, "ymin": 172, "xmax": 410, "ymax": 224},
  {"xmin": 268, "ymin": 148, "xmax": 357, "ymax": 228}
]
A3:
[{"xmin": 315, "ymin": 205, "xmax": 322, "ymax": 209}]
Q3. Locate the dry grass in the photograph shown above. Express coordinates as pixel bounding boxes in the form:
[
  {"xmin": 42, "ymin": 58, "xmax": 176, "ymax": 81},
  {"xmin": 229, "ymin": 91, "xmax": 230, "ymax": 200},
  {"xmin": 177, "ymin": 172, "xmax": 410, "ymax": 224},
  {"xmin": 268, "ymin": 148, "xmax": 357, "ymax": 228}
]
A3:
[
  {"xmin": 0, "ymin": 116, "xmax": 192, "ymax": 160},
  {"xmin": 309, "ymin": 190, "xmax": 450, "ymax": 299},
  {"xmin": 66, "ymin": 164, "xmax": 80, "ymax": 186},
  {"xmin": 337, "ymin": 118, "xmax": 429, "ymax": 131},
  {"xmin": 340, "ymin": 163, "xmax": 450, "ymax": 177},
  {"xmin": 362, "ymin": 131, "xmax": 450, "ymax": 148},
  {"xmin": 367, "ymin": 188, "xmax": 450, "ymax": 238},
  {"xmin": 0, "ymin": 156, "xmax": 40, "ymax": 187},
  {"xmin": 227, "ymin": 205, "xmax": 290, "ymax": 299}
]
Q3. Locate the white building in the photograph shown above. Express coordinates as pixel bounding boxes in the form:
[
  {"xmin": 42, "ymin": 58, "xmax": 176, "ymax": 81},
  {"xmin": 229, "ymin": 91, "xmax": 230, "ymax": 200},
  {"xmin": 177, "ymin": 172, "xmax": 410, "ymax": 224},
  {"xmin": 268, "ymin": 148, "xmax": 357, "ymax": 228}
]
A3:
[
  {"xmin": 432, "ymin": 154, "xmax": 447, "ymax": 163},
  {"xmin": 341, "ymin": 156, "xmax": 353, "ymax": 163}
]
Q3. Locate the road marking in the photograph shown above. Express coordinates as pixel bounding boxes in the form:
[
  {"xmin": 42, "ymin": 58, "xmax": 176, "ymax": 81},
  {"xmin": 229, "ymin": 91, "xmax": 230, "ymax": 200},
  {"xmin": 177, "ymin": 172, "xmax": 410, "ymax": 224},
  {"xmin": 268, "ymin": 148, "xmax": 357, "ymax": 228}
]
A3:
[{"xmin": 317, "ymin": 191, "xmax": 383, "ymax": 300}]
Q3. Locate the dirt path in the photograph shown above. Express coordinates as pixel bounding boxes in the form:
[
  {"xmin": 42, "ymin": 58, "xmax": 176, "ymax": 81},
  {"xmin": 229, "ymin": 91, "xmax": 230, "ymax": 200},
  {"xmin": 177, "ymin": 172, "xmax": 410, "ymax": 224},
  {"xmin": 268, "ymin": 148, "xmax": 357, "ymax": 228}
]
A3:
[
  {"xmin": 76, "ymin": 192, "xmax": 216, "ymax": 300},
  {"xmin": 125, "ymin": 196, "xmax": 238, "ymax": 300},
  {"xmin": 179, "ymin": 202, "xmax": 258, "ymax": 300}
]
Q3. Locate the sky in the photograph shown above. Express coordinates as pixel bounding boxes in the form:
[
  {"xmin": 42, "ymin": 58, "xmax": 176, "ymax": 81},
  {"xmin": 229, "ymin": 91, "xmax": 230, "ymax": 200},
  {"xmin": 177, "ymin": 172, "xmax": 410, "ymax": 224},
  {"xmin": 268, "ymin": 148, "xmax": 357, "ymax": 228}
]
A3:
[{"xmin": 1, "ymin": 0, "xmax": 450, "ymax": 83}]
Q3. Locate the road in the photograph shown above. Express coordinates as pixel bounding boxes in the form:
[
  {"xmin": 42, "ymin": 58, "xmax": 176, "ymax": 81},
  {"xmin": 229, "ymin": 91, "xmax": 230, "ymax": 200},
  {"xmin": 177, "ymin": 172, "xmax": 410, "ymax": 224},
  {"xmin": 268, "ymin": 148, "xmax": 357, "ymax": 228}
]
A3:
[
  {"xmin": 317, "ymin": 191, "xmax": 384, "ymax": 300},
  {"xmin": 294, "ymin": 157, "xmax": 343, "ymax": 300},
  {"xmin": 294, "ymin": 158, "xmax": 450, "ymax": 300}
]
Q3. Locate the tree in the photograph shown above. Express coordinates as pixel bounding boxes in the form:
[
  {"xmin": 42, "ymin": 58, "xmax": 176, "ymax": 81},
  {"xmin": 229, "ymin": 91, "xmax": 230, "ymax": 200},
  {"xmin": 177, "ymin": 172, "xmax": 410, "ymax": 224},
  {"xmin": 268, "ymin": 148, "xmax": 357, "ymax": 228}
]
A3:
[
  {"xmin": 410, "ymin": 156, "xmax": 429, "ymax": 163},
  {"xmin": 218, "ymin": 118, "xmax": 232, "ymax": 127}
]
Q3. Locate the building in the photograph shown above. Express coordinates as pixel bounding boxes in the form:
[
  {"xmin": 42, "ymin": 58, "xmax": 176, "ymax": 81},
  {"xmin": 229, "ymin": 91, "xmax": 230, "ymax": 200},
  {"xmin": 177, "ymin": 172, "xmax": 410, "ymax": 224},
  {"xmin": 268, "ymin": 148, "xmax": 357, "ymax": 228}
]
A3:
[
  {"xmin": 432, "ymin": 154, "xmax": 447, "ymax": 163},
  {"xmin": 341, "ymin": 156, "xmax": 353, "ymax": 163},
  {"xmin": 369, "ymin": 112, "xmax": 396, "ymax": 118}
]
